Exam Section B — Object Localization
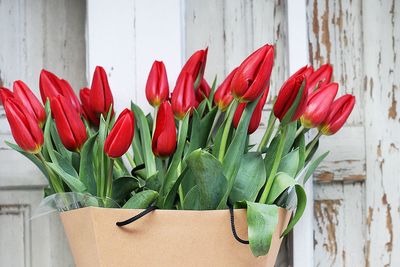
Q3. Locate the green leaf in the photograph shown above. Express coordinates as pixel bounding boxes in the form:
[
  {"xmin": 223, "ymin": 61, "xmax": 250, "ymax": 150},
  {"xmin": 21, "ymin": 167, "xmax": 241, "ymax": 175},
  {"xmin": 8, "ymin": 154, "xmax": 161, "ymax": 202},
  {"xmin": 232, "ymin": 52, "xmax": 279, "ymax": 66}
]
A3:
[
  {"xmin": 229, "ymin": 152, "xmax": 266, "ymax": 203},
  {"xmin": 122, "ymin": 190, "xmax": 158, "ymax": 209},
  {"xmin": 183, "ymin": 185, "xmax": 201, "ymax": 210},
  {"xmin": 112, "ymin": 176, "xmax": 144, "ymax": 203},
  {"xmin": 280, "ymin": 80, "xmax": 306, "ymax": 126},
  {"xmin": 79, "ymin": 133, "xmax": 98, "ymax": 195},
  {"xmin": 186, "ymin": 149, "xmax": 228, "ymax": 210},
  {"xmin": 302, "ymin": 151, "xmax": 329, "ymax": 184},
  {"xmin": 247, "ymin": 202, "xmax": 279, "ymax": 256},
  {"xmin": 5, "ymin": 141, "xmax": 49, "ymax": 179},
  {"xmin": 281, "ymin": 184, "xmax": 307, "ymax": 237},
  {"xmin": 305, "ymin": 139, "xmax": 319, "ymax": 162},
  {"xmin": 50, "ymin": 122, "xmax": 72, "ymax": 161},
  {"xmin": 296, "ymin": 133, "xmax": 306, "ymax": 174},
  {"xmin": 160, "ymin": 114, "xmax": 189, "ymax": 207},
  {"xmin": 46, "ymin": 161, "xmax": 86, "ymax": 192},
  {"xmin": 163, "ymin": 166, "xmax": 188, "ymax": 208},
  {"xmin": 266, "ymin": 172, "xmax": 296, "ymax": 204},
  {"xmin": 278, "ymin": 149, "xmax": 299, "ymax": 178},
  {"xmin": 131, "ymin": 102, "xmax": 156, "ymax": 178},
  {"xmin": 283, "ymin": 121, "xmax": 297, "ymax": 154},
  {"xmin": 131, "ymin": 120, "xmax": 144, "ymax": 165},
  {"xmin": 187, "ymin": 107, "xmax": 217, "ymax": 156}
]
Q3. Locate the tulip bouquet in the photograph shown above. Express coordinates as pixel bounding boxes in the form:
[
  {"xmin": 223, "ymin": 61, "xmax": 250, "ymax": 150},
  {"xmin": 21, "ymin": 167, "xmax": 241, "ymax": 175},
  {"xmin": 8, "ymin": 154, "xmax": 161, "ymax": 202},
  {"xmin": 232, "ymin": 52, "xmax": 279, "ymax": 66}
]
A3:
[{"xmin": 0, "ymin": 44, "xmax": 355, "ymax": 257}]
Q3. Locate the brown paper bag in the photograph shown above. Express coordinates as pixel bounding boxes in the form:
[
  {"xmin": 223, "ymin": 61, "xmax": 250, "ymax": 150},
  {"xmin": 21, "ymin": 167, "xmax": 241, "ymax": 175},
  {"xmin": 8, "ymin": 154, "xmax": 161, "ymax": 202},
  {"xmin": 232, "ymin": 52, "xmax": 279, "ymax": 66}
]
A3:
[{"xmin": 60, "ymin": 207, "xmax": 291, "ymax": 267}]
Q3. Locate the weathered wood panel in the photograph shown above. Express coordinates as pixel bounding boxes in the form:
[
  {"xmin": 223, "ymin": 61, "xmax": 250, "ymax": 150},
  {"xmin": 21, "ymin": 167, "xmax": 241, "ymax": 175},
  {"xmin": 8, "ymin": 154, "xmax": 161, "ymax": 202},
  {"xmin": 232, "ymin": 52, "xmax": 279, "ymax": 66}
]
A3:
[
  {"xmin": 0, "ymin": 0, "xmax": 86, "ymax": 266},
  {"xmin": 363, "ymin": 0, "xmax": 400, "ymax": 266},
  {"xmin": 306, "ymin": 0, "xmax": 366, "ymax": 266}
]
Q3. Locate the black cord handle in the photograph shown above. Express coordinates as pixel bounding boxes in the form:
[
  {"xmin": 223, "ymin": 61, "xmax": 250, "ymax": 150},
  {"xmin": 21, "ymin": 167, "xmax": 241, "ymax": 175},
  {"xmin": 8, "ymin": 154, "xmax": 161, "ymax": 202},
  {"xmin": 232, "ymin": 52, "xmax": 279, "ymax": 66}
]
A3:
[{"xmin": 116, "ymin": 202, "xmax": 249, "ymax": 245}]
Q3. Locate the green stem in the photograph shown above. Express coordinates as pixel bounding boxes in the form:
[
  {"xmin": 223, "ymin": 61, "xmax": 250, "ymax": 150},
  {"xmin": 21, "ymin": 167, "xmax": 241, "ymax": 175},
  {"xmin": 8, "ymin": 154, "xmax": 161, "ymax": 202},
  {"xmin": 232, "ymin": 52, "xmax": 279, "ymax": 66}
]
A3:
[
  {"xmin": 305, "ymin": 132, "xmax": 322, "ymax": 158},
  {"xmin": 152, "ymin": 106, "xmax": 159, "ymax": 138},
  {"xmin": 105, "ymin": 158, "xmax": 114, "ymax": 207},
  {"xmin": 259, "ymin": 126, "xmax": 288, "ymax": 204},
  {"xmin": 218, "ymin": 100, "xmax": 238, "ymax": 161},
  {"xmin": 37, "ymin": 153, "xmax": 64, "ymax": 193},
  {"xmin": 125, "ymin": 153, "xmax": 135, "ymax": 168},
  {"xmin": 206, "ymin": 109, "xmax": 222, "ymax": 144},
  {"xmin": 295, "ymin": 125, "xmax": 305, "ymax": 139},
  {"xmin": 257, "ymin": 116, "xmax": 277, "ymax": 152}
]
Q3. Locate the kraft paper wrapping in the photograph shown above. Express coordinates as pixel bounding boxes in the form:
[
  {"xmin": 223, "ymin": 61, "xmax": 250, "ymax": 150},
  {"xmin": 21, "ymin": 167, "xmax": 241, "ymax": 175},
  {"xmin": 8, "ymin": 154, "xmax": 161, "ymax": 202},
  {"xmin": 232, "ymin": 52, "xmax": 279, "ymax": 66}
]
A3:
[{"xmin": 60, "ymin": 207, "xmax": 291, "ymax": 267}]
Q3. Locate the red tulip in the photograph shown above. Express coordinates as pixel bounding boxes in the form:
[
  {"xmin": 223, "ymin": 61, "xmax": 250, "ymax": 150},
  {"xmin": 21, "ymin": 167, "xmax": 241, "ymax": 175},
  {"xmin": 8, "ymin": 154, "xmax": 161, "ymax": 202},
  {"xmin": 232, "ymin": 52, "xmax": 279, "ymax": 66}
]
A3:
[
  {"xmin": 178, "ymin": 48, "xmax": 208, "ymax": 89},
  {"xmin": 13, "ymin": 80, "xmax": 46, "ymax": 126},
  {"xmin": 104, "ymin": 109, "xmax": 134, "ymax": 158},
  {"xmin": 0, "ymin": 87, "xmax": 14, "ymax": 105},
  {"xmin": 171, "ymin": 72, "xmax": 196, "ymax": 120},
  {"xmin": 152, "ymin": 101, "xmax": 177, "ymax": 157},
  {"xmin": 233, "ymin": 85, "xmax": 269, "ymax": 134},
  {"xmin": 230, "ymin": 44, "xmax": 274, "ymax": 102},
  {"xmin": 89, "ymin": 66, "xmax": 114, "ymax": 117},
  {"xmin": 319, "ymin": 94, "xmax": 355, "ymax": 135},
  {"xmin": 79, "ymin": 88, "xmax": 99, "ymax": 126},
  {"xmin": 307, "ymin": 64, "xmax": 332, "ymax": 95},
  {"xmin": 51, "ymin": 95, "xmax": 87, "ymax": 151},
  {"xmin": 146, "ymin": 61, "xmax": 169, "ymax": 107},
  {"xmin": 39, "ymin": 69, "xmax": 81, "ymax": 113},
  {"xmin": 3, "ymin": 98, "xmax": 43, "ymax": 153},
  {"xmin": 195, "ymin": 79, "xmax": 211, "ymax": 107},
  {"xmin": 214, "ymin": 68, "xmax": 237, "ymax": 111},
  {"xmin": 273, "ymin": 66, "xmax": 309, "ymax": 122},
  {"xmin": 301, "ymin": 83, "xmax": 338, "ymax": 128}
]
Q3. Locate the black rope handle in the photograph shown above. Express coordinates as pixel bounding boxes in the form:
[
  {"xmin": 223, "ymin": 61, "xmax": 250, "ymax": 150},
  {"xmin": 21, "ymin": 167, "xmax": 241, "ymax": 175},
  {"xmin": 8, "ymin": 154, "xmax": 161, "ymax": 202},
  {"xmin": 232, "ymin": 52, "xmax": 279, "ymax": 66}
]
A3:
[
  {"xmin": 116, "ymin": 202, "xmax": 249, "ymax": 245},
  {"xmin": 116, "ymin": 205, "xmax": 157, "ymax": 226},
  {"xmin": 227, "ymin": 202, "xmax": 249, "ymax": 244}
]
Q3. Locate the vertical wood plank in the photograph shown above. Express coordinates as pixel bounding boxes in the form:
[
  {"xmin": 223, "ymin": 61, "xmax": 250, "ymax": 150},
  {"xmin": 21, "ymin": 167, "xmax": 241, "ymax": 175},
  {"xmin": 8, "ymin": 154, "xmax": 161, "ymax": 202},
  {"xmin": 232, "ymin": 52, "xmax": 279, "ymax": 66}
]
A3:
[{"xmin": 363, "ymin": 0, "xmax": 400, "ymax": 266}]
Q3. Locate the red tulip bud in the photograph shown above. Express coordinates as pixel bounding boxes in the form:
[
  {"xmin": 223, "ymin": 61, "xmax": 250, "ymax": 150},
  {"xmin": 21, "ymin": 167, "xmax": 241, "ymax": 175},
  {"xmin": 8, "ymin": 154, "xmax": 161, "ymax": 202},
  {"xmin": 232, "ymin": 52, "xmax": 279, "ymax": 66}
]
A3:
[
  {"xmin": 39, "ymin": 69, "xmax": 81, "ymax": 113},
  {"xmin": 274, "ymin": 67, "xmax": 308, "ymax": 122},
  {"xmin": 214, "ymin": 68, "xmax": 237, "ymax": 111},
  {"xmin": 4, "ymin": 98, "xmax": 43, "ymax": 153},
  {"xmin": 231, "ymin": 44, "xmax": 274, "ymax": 102},
  {"xmin": 51, "ymin": 95, "xmax": 87, "ymax": 151},
  {"xmin": 89, "ymin": 66, "xmax": 114, "ymax": 117},
  {"xmin": 152, "ymin": 101, "xmax": 177, "ymax": 157},
  {"xmin": 301, "ymin": 83, "xmax": 338, "ymax": 128},
  {"xmin": 307, "ymin": 64, "xmax": 333, "ymax": 95},
  {"xmin": 104, "ymin": 109, "xmax": 134, "ymax": 158},
  {"xmin": 79, "ymin": 88, "xmax": 100, "ymax": 126},
  {"xmin": 178, "ymin": 48, "xmax": 208, "ymax": 89},
  {"xmin": 233, "ymin": 85, "xmax": 269, "ymax": 134},
  {"xmin": 319, "ymin": 94, "xmax": 355, "ymax": 135},
  {"xmin": 0, "ymin": 87, "xmax": 14, "ymax": 105},
  {"xmin": 195, "ymin": 79, "xmax": 211, "ymax": 107},
  {"xmin": 171, "ymin": 72, "xmax": 196, "ymax": 120},
  {"xmin": 13, "ymin": 80, "xmax": 46, "ymax": 127},
  {"xmin": 146, "ymin": 61, "xmax": 169, "ymax": 107}
]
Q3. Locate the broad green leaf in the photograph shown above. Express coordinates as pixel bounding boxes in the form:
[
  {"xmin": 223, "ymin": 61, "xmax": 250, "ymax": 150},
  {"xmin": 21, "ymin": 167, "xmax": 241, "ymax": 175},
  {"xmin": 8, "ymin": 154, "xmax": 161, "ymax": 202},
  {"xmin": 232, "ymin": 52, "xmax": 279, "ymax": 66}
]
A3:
[
  {"xmin": 5, "ymin": 141, "xmax": 49, "ymax": 179},
  {"xmin": 183, "ymin": 185, "xmax": 201, "ymax": 210},
  {"xmin": 79, "ymin": 133, "xmax": 98, "ymax": 195},
  {"xmin": 196, "ymin": 100, "xmax": 207, "ymax": 117},
  {"xmin": 278, "ymin": 149, "xmax": 299, "ymax": 178},
  {"xmin": 266, "ymin": 172, "xmax": 296, "ymax": 204},
  {"xmin": 187, "ymin": 107, "xmax": 217, "ymax": 156},
  {"xmin": 305, "ymin": 139, "xmax": 319, "ymax": 162},
  {"xmin": 281, "ymin": 184, "xmax": 307, "ymax": 236},
  {"xmin": 131, "ymin": 102, "xmax": 156, "ymax": 178},
  {"xmin": 50, "ymin": 122, "xmax": 71, "ymax": 161},
  {"xmin": 186, "ymin": 149, "xmax": 228, "ymax": 210},
  {"xmin": 160, "ymin": 114, "xmax": 189, "ymax": 205},
  {"xmin": 46, "ymin": 162, "xmax": 86, "ymax": 192},
  {"xmin": 145, "ymin": 172, "xmax": 161, "ymax": 192},
  {"xmin": 122, "ymin": 190, "xmax": 158, "ymax": 209},
  {"xmin": 131, "ymin": 120, "xmax": 144, "ymax": 165},
  {"xmin": 247, "ymin": 202, "xmax": 279, "ymax": 256},
  {"xmin": 296, "ymin": 133, "xmax": 306, "ymax": 174},
  {"xmin": 163, "ymin": 167, "xmax": 188, "ymax": 209},
  {"xmin": 283, "ymin": 121, "xmax": 297, "ymax": 154},
  {"xmin": 112, "ymin": 176, "xmax": 145, "ymax": 203},
  {"xmin": 302, "ymin": 151, "xmax": 329, "ymax": 184},
  {"xmin": 43, "ymin": 114, "xmax": 58, "ymax": 164},
  {"xmin": 263, "ymin": 135, "xmax": 280, "ymax": 178},
  {"xmin": 229, "ymin": 152, "xmax": 266, "ymax": 203}
]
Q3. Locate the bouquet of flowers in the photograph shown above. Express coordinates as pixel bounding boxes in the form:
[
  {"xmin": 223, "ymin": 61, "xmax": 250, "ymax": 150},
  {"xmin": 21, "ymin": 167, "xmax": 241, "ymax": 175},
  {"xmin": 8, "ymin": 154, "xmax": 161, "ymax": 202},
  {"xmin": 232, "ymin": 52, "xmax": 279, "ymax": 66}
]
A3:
[{"xmin": 0, "ymin": 44, "xmax": 354, "ymax": 257}]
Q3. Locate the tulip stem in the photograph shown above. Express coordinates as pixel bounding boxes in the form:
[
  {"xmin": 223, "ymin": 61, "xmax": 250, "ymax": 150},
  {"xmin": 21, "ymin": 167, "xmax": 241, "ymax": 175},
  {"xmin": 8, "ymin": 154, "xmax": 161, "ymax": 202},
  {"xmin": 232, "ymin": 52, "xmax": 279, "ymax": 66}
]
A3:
[
  {"xmin": 218, "ymin": 100, "xmax": 238, "ymax": 162},
  {"xmin": 206, "ymin": 109, "xmax": 222, "ymax": 145},
  {"xmin": 177, "ymin": 121, "xmax": 185, "ymax": 206},
  {"xmin": 305, "ymin": 132, "xmax": 322, "ymax": 159},
  {"xmin": 37, "ymin": 153, "xmax": 64, "ymax": 193},
  {"xmin": 257, "ymin": 115, "xmax": 277, "ymax": 152},
  {"xmin": 259, "ymin": 125, "xmax": 288, "ymax": 204},
  {"xmin": 125, "ymin": 153, "xmax": 135, "ymax": 168},
  {"xmin": 105, "ymin": 158, "xmax": 114, "ymax": 207},
  {"xmin": 152, "ymin": 106, "xmax": 159, "ymax": 138},
  {"xmin": 295, "ymin": 125, "xmax": 305, "ymax": 138}
]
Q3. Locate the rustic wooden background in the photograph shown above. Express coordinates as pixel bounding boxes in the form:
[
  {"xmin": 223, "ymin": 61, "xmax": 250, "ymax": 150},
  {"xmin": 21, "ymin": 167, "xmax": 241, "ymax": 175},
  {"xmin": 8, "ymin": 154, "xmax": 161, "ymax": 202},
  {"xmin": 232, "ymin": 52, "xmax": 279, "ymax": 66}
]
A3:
[{"xmin": 0, "ymin": 0, "xmax": 399, "ymax": 266}]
